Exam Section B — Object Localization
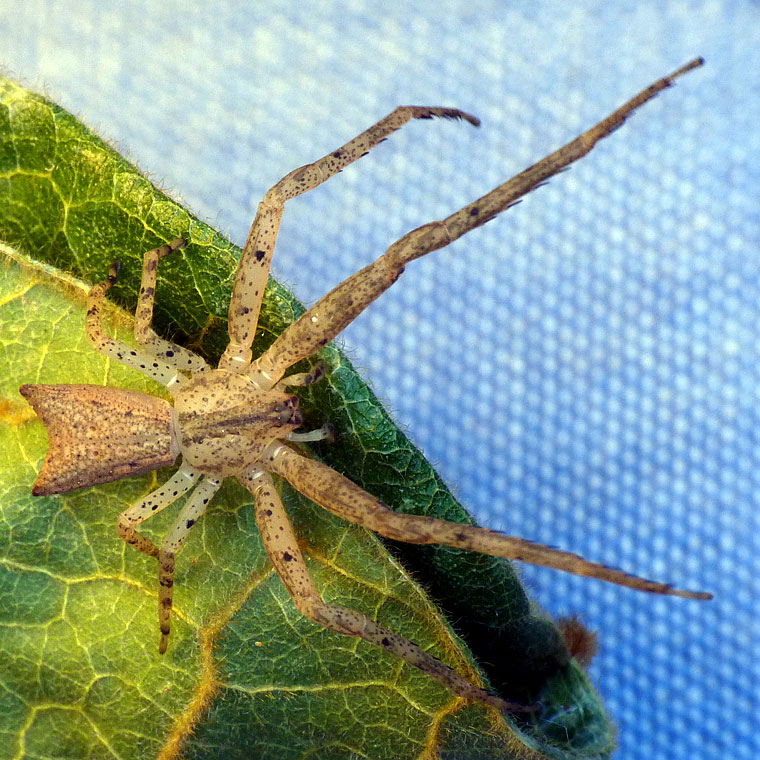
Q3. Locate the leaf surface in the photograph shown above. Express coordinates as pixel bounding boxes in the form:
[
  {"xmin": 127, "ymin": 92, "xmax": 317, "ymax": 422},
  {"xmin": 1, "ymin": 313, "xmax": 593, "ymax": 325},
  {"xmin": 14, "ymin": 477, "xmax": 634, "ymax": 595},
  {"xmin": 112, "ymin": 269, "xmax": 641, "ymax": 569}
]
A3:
[{"xmin": 0, "ymin": 77, "xmax": 613, "ymax": 759}]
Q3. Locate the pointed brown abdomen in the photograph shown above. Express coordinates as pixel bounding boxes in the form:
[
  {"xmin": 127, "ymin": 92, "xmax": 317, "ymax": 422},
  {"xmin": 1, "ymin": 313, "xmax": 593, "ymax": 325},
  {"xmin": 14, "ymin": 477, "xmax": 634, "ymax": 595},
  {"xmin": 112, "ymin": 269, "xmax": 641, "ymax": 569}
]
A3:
[{"xmin": 19, "ymin": 384, "xmax": 179, "ymax": 495}]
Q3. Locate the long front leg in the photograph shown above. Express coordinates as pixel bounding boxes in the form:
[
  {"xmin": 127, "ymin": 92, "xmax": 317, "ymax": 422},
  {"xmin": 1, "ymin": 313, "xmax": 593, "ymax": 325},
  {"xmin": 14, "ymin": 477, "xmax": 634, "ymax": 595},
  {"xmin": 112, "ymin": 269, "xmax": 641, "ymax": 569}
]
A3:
[
  {"xmin": 240, "ymin": 469, "xmax": 532, "ymax": 712},
  {"xmin": 263, "ymin": 443, "xmax": 711, "ymax": 600},
  {"xmin": 249, "ymin": 59, "xmax": 703, "ymax": 388},
  {"xmin": 219, "ymin": 107, "xmax": 480, "ymax": 373}
]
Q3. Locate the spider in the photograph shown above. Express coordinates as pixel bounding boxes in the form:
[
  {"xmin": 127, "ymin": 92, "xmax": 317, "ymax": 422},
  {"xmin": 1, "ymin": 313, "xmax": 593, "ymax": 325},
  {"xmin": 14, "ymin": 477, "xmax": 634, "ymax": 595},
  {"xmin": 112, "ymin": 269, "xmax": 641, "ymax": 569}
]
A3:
[{"xmin": 20, "ymin": 58, "xmax": 709, "ymax": 713}]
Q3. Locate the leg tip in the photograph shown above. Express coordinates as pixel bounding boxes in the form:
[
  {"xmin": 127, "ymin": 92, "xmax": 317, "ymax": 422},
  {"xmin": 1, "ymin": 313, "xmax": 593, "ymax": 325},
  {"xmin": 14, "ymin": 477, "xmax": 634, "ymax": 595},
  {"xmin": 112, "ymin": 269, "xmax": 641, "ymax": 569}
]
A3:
[{"xmin": 157, "ymin": 238, "xmax": 187, "ymax": 259}]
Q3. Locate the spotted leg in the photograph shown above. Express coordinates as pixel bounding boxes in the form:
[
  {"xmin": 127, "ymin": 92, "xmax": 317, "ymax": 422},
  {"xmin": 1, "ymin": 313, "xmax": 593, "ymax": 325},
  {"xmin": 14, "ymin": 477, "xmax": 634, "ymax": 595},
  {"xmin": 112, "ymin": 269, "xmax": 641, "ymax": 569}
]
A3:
[
  {"xmin": 218, "ymin": 107, "xmax": 480, "ymax": 373},
  {"xmin": 240, "ymin": 469, "xmax": 534, "ymax": 711},
  {"xmin": 132, "ymin": 239, "xmax": 209, "ymax": 374},
  {"xmin": 117, "ymin": 465, "xmax": 201, "ymax": 558},
  {"xmin": 248, "ymin": 58, "xmax": 704, "ymax": 389},
  {"xmin": 87, "ymin": 252, "xmax": 204, "ymax": 394},
  {"xmin": 262, "ymin": 443, "xmax": 712, "ymax": 600},
  {"xmin": 156, "ymin": 476, "xmax": 222, "ymax": 653}
]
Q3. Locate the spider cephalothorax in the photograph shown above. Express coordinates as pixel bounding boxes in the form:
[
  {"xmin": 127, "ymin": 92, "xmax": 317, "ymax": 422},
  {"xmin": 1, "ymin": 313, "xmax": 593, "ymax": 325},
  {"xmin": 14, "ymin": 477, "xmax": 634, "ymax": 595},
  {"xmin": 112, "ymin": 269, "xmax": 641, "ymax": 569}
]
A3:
[
  {"xmin": 21, "ymin": 59, "xmax": 709, "ymax": 712},
  {"xmin": 174, "ymin": 370, "xmax": 302, "ymax": 476}
]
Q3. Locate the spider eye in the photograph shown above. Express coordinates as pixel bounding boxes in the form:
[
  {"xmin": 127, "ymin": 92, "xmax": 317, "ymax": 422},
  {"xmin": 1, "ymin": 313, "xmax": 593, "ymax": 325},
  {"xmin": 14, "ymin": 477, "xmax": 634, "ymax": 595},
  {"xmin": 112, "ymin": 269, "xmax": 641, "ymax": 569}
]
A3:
[{"xmin": 274, "ymin": 398, "xmax": 300, "ymax": 426}]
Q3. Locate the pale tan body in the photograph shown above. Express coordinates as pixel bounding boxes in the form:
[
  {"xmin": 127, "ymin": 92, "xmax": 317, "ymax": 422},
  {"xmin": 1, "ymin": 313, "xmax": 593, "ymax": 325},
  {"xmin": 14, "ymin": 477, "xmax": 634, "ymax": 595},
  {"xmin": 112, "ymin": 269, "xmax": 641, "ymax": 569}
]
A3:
[{"xmin": 21, "ymin": 59, "xmax": 709, "ymax": 713}]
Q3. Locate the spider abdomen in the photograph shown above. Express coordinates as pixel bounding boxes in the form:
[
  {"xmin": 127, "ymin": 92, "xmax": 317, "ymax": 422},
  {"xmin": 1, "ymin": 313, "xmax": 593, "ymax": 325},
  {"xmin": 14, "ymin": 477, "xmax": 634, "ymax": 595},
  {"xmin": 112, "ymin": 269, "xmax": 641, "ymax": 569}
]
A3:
[{"xmin": 20, "ymin": 383, "xmax": 178, "ymax": 494}]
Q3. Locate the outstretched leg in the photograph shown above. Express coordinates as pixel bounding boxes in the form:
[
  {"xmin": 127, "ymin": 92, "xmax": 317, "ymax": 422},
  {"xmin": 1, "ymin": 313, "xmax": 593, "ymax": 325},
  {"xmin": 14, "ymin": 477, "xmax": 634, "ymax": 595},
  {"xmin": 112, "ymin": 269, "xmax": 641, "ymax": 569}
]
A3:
[
  {"xmin": 218, "ymin": 107, "xmax": 480, "ymax": 373},
  {"xmin": 262, "ymin": 442, "xmax": 712, "ymax": 600},
  {"xmin": 248, "ymin": 59, "xmax": 704, "ymax": 388},
  {"xmin": 240, "ymin": 469, "xmax": 534, "ymax": 711}
]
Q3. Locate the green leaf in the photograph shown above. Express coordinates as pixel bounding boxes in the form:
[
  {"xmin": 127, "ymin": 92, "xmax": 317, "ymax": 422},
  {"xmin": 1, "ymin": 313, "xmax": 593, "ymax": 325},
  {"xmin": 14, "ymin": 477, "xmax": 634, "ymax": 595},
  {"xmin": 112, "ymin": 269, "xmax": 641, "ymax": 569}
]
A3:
[{"xmin": 0, "ymin": 77, "xmax": 613, "ymax": 759}]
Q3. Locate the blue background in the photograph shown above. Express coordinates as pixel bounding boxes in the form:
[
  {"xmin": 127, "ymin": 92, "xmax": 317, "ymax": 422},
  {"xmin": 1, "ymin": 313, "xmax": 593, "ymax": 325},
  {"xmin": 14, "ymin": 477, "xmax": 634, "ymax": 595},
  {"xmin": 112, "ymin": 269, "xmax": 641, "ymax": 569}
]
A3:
[{"xmin": 2, "ymin": 3, "xmax": 757, "ymax": 758}]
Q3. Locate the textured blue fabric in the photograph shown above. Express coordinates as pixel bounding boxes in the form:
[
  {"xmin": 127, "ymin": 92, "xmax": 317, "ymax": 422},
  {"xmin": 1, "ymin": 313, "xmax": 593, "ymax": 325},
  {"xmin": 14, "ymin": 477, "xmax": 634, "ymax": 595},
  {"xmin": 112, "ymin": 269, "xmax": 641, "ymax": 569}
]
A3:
[{"xmin": 2, "ymin": 3, "xmax": 757, "ymax": 758}]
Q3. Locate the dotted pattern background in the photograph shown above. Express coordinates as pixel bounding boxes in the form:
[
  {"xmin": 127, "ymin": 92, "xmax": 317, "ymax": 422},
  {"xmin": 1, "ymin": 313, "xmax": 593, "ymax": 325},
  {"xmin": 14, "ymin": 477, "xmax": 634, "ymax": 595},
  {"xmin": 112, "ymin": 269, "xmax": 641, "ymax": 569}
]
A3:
[{"xmin": 2, "ymin": 3, "xmax": 758, "ymax": 758}]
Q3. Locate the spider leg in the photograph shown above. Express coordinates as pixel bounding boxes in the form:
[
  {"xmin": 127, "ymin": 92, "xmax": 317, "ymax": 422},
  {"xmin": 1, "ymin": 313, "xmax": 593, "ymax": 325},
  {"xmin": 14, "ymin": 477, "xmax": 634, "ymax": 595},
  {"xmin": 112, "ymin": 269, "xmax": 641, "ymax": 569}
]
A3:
[
  {"xmin": 240, "ymin": 469, "xmax": 534, "ymax": 712},
  {"xmin": 87, "ymin": 254, "xmax": 199, "ymax": 395},
  {"xmin": 156, "ymin": 476, "xmax": 221, "ymax": 653},
  {"xmin": 219, "ymin": 107, "xmax": 480, "ymax": 374},
  {"xmin": 250, "ymin": 58, "xmax": 704, "ymax": 387},
  {"xmin": 262, "ymin": 443, "xmax": 712, "ymax": 600},
  {"xmin": 117, "ymin": 465, "xmax": 201, "ymax": 558},
  {"xmin": 133, "ymin": 239, "xmax": 209, "ymax": 374}
]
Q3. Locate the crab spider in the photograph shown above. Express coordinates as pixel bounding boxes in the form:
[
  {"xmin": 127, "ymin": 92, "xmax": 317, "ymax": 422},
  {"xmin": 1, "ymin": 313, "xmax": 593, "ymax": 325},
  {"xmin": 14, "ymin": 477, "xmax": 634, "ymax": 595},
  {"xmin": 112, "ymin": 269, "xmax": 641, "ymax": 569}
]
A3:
[{"xmin": 21, "ymin": 58, "xmax": 710, "ymax": 713}]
